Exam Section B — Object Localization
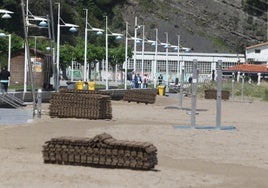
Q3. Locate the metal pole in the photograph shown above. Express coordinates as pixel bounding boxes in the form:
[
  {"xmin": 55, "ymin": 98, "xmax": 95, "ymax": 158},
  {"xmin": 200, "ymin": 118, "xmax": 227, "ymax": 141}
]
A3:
[
  {"xmin": 231, "ymin": 72, "xmax": 235, "ymax": 102},
  {"xmin": 241, "ymin": 72, "xmax": 245, "ymax": 102},
  {"xmin": 37, "ymin": 89, "xmax": 42, "ymax": 118},
  {"xmin": 7, "ymin": 34, "xmax": 11, "ymax": 72},
  {"xmin": 191, "ymin": 59, "xmax": 198, "ymax": 127},
  {"xmin": 133, "ymin": 16, "xmax": 137, "ymax": 71},
  {"xmin": 24, "ymin": 0, "xmax": 29, "ymax": 93},
  {"xmin": 71, "ymin": 60, "xmax": 74, "ymax": 81},
  {"xmin": 49, "ymin": 0, "xmax": 56, "ymax": 92},
  {"xmin": 124, "ymin": 22, "xmax": 128, "ymax": 90},
  {"xmin": 179, "ymin": 68, "xmax": 184, "ymax": 109},
  {"xmin": 154, "ymin": 28, "xmax": 158, "ymax": 88},
  {"xmin": 216, "ymin": 60, "xmax": 222, "ymax": 128},
  {"xmin": 105, "ymin": 16, "xmax": 108, "ymax": 90},
  {"xmin": 21, "ymin": 0, "xmax": 36, "ymax": 116},
  {"xmin": 141, "ymin": 25, "xmax": 145, "ymax": 83},
  {"xmin": 177, "ymin": 35, "xmax": 180, "ymax": 75},
  {"xmin": 56, "ymin": 3, "xmax": 60, "ymax": 92},
  {"xmin": 84, "ymin": 9, "xmax": 88, "ymax": 82},
  {"xmin": 165, "ymin": 32, "xmax": 169, "ymax": 92}
]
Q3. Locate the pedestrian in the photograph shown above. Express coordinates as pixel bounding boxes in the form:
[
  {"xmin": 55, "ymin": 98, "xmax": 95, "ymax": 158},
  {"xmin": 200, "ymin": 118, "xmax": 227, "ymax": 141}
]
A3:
[
  {"xmin": 131, "ymin": 71, "xmax": 137, "ymax": 89},
  {"xmin": 158, "ymin": 74, "xmax": 163, "ymax": 85},
  {"xmin": 143, "ymin": 74, "xmax": 148, "ymax": 88},
  {"xmin": 0, "ymin": 66, "xmax": 10, "ymax": 92},
  {"xmin": 136, "ymin": 73, "xmax": 142, "ymax": 88}
]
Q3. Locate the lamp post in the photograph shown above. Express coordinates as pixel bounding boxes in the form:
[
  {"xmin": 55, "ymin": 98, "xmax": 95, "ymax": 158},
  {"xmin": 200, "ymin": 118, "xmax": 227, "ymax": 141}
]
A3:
[
  {"xmin": 124, "ymin": 22, "xmax": 129, "ymax": 89},
  {"xmin": 84, "ymin": 9, "xmax": 88, "ymax": 82},
  {"xmin": 133, "ymin": 16, "xmax": 142, "ymax": 72},
  {"xmin": 0, "ymin": 9, "xmax": 13, "ymax": 71},
  {"xmin": 105, "ymin": 16, "xmax": 108, "ymax": 90},
  {"xmin": 56, "ymin": 3, "xmax": 78, "ymax": 92},
  {"xmin": 84, "ymin": 9, "xmax": 103, "ymax": 82},
  {"xmin": 24, "ymin": 0, "xmax": 48, "ymax": 93},
  {"xmin": 0, "ymin": 9, "xmax": 13, "ymax": 19},
  {"xmin": 153, "ymin": 28, "xmax": 158, "ymax": 88},
  {"xmin": 105, "ymin": 16, "xmax": 122, "ymax": 90},
  {"xmin": 141, "ymin": 25, "xmax": 145, "ymax": 81},
  {"xmin": 164, "ymin": 32, "xmax": 169, "ymax": 92}
]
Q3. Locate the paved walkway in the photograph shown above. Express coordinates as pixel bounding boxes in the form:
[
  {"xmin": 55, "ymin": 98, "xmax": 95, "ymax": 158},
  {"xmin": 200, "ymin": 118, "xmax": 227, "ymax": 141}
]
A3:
[{"xmin": 0, "ymin": 108, "xmax": 33, "ymax": 126}]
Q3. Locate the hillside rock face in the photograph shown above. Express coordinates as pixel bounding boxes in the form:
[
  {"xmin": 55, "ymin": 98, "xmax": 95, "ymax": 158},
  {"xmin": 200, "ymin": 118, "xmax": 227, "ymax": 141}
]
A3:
[{"xmin": 120, "ymin": 0, "xmax": 266, "ymax": 53}]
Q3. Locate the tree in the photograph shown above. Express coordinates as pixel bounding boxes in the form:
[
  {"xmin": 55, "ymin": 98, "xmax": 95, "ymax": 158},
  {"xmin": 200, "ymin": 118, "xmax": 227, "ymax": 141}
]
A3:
[
  {"xmin": 109, "ymin": 46, "xmax": 133, "ymax": 82},
  {"xmin": 0, "ymin": 31, "xmax": 23, "ymax": 68},
  {"xmin": 59, "ymin": 43, "xmax": 76, "ymax": 79}
]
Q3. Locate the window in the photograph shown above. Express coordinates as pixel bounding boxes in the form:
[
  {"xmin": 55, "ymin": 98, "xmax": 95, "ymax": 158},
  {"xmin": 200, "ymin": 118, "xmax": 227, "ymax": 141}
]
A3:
[{"xmin": 255, "ymin": 49, "xmax": 261, "ymax": 53}]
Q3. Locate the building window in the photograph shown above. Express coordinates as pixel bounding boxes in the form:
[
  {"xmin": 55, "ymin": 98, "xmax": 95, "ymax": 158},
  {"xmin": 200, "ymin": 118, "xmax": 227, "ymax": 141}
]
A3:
[{"xmin": 255, "ymin": 49, "xmax": 261, "ymax": 53}]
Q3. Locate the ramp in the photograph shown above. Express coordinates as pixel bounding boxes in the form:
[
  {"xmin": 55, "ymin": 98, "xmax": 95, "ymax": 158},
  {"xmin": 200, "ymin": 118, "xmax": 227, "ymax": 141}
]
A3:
[{"xmin": 0, "ymin": 93, "xmax": 26, "ymax": 108}]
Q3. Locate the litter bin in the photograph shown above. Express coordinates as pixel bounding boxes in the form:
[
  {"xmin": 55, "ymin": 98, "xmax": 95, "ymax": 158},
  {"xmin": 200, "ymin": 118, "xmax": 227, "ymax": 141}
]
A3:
[
  {"xmin": 88, "ymin": 81, "xmax": 96, "ymax": 91},
  {"xmin": 66, "ymin": 81, "xmax": 76, "ymax": 89},
  {"xmin": 76, "ymin": 80, "xmax": 84, "ymax": 90},
  {"xmin": 158, "ymin": 85, "xmax": 165, "ymax": 96}
]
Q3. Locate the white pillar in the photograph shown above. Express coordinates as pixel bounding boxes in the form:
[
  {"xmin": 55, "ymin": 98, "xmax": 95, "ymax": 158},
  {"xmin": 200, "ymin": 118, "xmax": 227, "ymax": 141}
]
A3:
[
  {"xmin": 257, "ymin": 72, "xmax": 261, "ymax": 86},
  {"xmin": 237, "ymin": 71, "xmax": 240, "ymax": 82}
]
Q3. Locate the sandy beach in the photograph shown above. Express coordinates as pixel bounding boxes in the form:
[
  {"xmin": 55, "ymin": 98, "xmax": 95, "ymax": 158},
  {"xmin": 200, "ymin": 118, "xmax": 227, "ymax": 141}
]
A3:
[{"xmin": 0, "ymin": 94, "xmax": 267, "ymax": 188}]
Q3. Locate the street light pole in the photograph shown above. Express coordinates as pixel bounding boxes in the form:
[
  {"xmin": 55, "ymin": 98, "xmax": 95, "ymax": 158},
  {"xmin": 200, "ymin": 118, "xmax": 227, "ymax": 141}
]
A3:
[
  {"xmin": 7, "ymin": 34, "xmax": 11, "ymax": 72},
  {"xmin": 105, "ymin": 16, "xmax": 109, "ymax": 90},
  {"xmin": 165, "ymin": 32, "xmax": 169, "ymax": 92},
  {"xmin": 84, "ymin": 9, "xmax": 88, "ymax": 82},
  {"xmin": 55, "ymin": 3, "xmax": 78, "ymax": 92},
  {"xmin": 153, "ymin": 28, "xmax": 158, "ymax": 88},
  {"xmin": 141, "ymin": 25, "xmax": 145, "ymax": 81},
  {"xmin": 124, "ymin": 22, "xmax": 128, "ymax": 90},
  {"xmin": 56, "ymin": 2, "xmax": 60, "ymax": 92},
  {"xmin": 133, "ymin": 16, "xmax": 138, "ymax": 71}
]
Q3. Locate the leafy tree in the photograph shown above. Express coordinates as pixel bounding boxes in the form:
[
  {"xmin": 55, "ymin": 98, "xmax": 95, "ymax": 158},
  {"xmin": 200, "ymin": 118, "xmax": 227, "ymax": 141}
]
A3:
[
  {"xmin": 0, "ymin": 30, "xmax": 23, "ymax": 68},
  {"xmin": 59, "ymin": 43, "xmax": 76, "ymax": 79},
  {"xmin": 109, "ymin": 45, "xmax": 133, "ymax": 81}
]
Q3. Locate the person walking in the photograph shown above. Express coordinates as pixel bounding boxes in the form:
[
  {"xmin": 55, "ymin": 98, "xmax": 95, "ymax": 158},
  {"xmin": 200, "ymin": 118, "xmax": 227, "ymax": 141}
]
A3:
[
  {"xmin": 158, "ymin": 74, "xmax": 163, "ymax": 85},
  {"xmin": 131, "ymin": 71, "xmax": 137, "ymax": 89},
  {"xmin": 143, "ymin": 74, "xmax": 148, "ymax": 88},
  {"xmin": 0, "ymin": 66, "xmax": 10, "ymax": 92},
  {"xmin": 136, "ymin": 73, "xmax": 142, "ymax": 88}
]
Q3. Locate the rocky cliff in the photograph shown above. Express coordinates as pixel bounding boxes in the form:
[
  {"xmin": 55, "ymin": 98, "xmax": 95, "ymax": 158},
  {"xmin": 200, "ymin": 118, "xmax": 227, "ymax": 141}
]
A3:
[{"xmin": 120, "ymin": 0, "xmax": 267, "ymax": 53}]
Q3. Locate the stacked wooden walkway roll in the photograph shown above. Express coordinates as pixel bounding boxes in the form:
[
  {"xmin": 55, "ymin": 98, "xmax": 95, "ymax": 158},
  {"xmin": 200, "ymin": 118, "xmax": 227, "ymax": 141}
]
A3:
[
  {"xmin": 42, "ymin": 133, "xmax": 158, "ymax": 170},
  {"xmin": 49, "ymin": 89, "xmax": 112, "ymax": 119},
  {"xmin": 123, "ymin": 89, "xmax": 157, "ymax": 104}
]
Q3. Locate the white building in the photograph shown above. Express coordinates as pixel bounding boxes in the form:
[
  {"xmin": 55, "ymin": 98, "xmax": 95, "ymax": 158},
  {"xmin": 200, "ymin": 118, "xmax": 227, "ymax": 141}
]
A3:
[
  {"xmin": 95, "ymin": 51, "xmax": 245, "ymax": 84},
  {"xmin": 125, "ymin": 51, "xmax": 245, "ymax": 83},
  {"xmin": 246, "ymin": 42, "xmax": 268, "ymax": 64}
]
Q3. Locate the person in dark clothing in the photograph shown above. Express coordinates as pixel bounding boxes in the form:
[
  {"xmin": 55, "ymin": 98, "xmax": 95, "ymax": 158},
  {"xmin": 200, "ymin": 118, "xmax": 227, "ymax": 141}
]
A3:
[
  {"xmin": 0, "ymin": 66, "xmax": 10, "ymax": 92},
  {"xmin": 158, "ymin": 74, "xmax": 163, "ymax": 85}
]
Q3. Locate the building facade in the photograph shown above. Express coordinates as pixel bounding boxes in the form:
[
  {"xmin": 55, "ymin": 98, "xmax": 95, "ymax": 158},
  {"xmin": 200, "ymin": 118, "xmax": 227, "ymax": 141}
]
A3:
[
  {"xmin": 96, "ymin": 51, "xmax": 245, "ymax": 84},
  {"xmin": 246, "ymin": 42, "xmax": 268, "ymax": 64}
]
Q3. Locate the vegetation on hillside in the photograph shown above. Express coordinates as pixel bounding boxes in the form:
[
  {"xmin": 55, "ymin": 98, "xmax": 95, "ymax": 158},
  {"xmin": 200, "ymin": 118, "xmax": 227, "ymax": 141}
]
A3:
[{"xmin": 0, "ymin": 0, "xmax": 267, "ymax": 75}]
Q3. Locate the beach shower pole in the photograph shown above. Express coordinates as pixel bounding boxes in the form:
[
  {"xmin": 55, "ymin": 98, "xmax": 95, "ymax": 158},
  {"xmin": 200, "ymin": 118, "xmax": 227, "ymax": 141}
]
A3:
[
  {"xmin": 216, "ymin": 60, "xmax": 222, "ymax": 128},
  {"xmin": 191, "ymin": 59, "xmax": 198, "ymax": 127},
  {"xmin": 179, "ymin": 68, "xmax": 184, "ymax": 109},
  {"xmin": 231, "ymin": 72, "xmax": 235, "ymax": 102},
  {"xmin": 241, "ymin": 73, "xmax": 245, "ymax": 102}
]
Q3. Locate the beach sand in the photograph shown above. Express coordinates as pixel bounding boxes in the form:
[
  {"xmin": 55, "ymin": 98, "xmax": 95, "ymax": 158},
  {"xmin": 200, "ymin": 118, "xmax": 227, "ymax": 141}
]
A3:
[{"xmin": 0, "ymin": 94, "xmax": 267, "ymax": 188}]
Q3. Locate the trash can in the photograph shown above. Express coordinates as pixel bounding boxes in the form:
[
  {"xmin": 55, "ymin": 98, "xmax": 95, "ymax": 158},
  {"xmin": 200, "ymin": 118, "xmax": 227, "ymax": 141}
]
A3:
[
  {"xmin": 66, "ymin": 81, "xmax": 76, "ymax": 89},
  {"xmin": 88, "ymin": 81, "xmax": 96, "ymax": 91},
  {"xmin": 76, "ymin": 80, "xmax": 84, "ymax": 90},
  {"xmin": 158, "ymin": 85, "xmax": 165, "ymax": 96}
]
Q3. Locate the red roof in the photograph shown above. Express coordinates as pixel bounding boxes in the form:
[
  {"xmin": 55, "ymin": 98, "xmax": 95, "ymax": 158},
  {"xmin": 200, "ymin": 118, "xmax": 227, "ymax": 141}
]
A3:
[{"xmin": 225, "ymin": 64, "xmax": 268, "ymax": 73}]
